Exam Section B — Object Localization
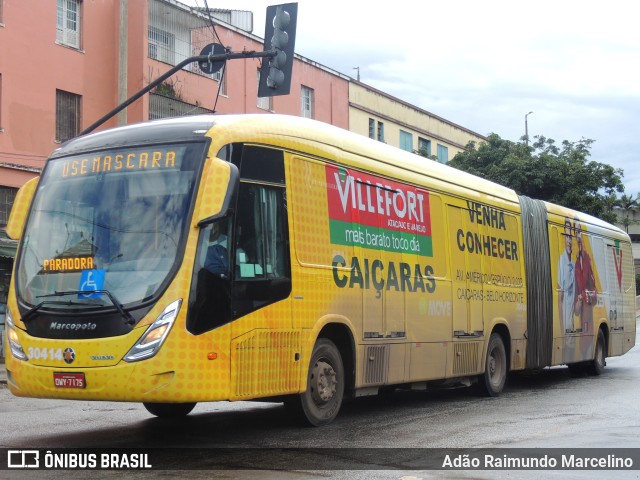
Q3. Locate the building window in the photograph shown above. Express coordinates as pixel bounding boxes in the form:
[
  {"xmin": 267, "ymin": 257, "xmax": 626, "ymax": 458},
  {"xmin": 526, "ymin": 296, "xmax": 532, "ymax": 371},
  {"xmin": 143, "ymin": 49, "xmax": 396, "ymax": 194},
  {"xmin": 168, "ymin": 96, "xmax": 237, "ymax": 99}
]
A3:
[
  {"xmin": 437, "ymin": 144, "xmax": 449, "ymax": 163},
  {"xmin": 56, "ymin": 89, "xmax": 81, "ymax": 143},
  {"xmin": 0, "ymin": 186, "xmax": 17, "ymax": 226},
  {"xmin": 368, "ymin": 118, "xmax": 375, "ymax": 139},
  {"xmin": 213, "ymin": 68, "xmax": 227, "ymax": 96},
  {"xmin": 149, "ymin": 92, "xmax": 213, "ymax": 121},
  {"xmin": 400, "ymin": 130, "xmax": 413, "ymax": 152},
  {"xmin": 148, "ymin": 26, "xmax": 175, "ymax": 65},
  {"xmin": 0, "ymin": 0, "xmax": 4, "ymax": 24},
  {"xmin": 301, "ymin": 85, "xmax": 314, "ymax": 119},
  {"xmin": 56, "ymin": 0, "xmax": 81, "ymax": 49},
  {"xmin": 418, "ymin": 137, "xmax": 432, "ymax": 157},
  {"xmin": 377, "ymin": 121, "xmax": 385, "ymax": 142},
  {"xmin": 257, "ymin": 70, "xmax": 272, "ymax": 111}
]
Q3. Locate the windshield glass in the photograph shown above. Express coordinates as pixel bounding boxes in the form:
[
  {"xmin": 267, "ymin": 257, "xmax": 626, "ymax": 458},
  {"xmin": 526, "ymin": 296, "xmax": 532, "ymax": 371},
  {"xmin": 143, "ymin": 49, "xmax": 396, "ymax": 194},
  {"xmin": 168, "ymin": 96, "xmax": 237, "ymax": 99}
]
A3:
[{"xmin": 16, "ymin": 142, "xmax": 206, "ymax": 311}]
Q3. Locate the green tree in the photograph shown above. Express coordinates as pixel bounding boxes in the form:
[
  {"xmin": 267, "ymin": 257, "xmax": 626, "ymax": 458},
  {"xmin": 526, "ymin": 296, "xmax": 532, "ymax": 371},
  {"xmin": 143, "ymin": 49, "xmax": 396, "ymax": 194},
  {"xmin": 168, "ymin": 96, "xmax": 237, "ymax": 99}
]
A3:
[
  {"xmin": 602, "ymin": 192, "xmax": 620, "ymax": 220},
  {"xmin": 416, "ymin": 146, "xmax": 437, "ymax": 161},
  {"xmin": 615, "ymin": 192, "xmax": 639, "ymax": 233},
  {"xmin": 448, "ymin": 134, "xmax": 625, "ymax": 223}
]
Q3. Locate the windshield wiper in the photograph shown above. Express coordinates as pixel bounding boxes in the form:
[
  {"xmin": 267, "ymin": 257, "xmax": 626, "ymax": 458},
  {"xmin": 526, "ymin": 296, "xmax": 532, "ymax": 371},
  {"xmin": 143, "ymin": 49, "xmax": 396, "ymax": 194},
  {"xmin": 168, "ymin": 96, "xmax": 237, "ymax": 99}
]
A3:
[
  {"xmin": 22, "ymin": 299, "xmax": 87, "ymax": 323},
  {"xmin": 27, "ymin": 290, "xmax": 136, "ymax": 325}
]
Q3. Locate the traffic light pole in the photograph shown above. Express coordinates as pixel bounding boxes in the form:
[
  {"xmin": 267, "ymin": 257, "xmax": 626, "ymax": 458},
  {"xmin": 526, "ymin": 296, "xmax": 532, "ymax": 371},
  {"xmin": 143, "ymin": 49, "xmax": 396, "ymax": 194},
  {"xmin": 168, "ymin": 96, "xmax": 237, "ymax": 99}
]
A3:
[{"xmin": 79, "ymin": 49, "xmax": 277, "ymax": 137}]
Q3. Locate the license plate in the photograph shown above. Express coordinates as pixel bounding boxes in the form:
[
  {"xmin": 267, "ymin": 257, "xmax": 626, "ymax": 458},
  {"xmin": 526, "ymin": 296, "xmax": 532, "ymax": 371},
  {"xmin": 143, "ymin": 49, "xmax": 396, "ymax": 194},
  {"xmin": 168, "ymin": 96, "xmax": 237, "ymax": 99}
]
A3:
[{"xmin": 53, "ymin": 372, "xmax": 86, "ymax": 389}]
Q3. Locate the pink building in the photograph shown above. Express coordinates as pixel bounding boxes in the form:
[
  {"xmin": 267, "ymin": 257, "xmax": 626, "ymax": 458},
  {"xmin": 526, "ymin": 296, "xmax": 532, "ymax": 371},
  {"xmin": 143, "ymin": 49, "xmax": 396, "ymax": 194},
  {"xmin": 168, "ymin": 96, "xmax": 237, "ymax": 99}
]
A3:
[{"xmin": 0, "ymin": 0, "xmax": 350, "ymax": 224}]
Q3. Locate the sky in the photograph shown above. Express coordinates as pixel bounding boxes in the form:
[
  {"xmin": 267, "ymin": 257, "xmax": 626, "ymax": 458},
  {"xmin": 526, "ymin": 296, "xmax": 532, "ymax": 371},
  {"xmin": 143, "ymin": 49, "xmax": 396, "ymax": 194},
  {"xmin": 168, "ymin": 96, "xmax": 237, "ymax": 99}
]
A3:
[{"xmin": 185, "ymin": 0, "xmax": 640, "ymax": 195}]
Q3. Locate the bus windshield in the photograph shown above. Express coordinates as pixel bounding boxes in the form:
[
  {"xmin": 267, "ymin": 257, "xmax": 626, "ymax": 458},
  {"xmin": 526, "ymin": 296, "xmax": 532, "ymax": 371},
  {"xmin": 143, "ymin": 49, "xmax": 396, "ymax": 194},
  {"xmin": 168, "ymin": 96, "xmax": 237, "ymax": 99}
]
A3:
[{"xmin": 15, "ymin": 142, "xmax": 207, "ymax": 312}]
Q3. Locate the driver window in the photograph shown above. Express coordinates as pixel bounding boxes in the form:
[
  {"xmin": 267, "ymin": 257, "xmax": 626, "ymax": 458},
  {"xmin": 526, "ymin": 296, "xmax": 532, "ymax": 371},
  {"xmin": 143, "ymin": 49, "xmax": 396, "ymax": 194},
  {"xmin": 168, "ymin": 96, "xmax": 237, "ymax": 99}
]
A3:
[{"xmin": 187, "ymin": 217, "xmax": 232, "ymax": 335}]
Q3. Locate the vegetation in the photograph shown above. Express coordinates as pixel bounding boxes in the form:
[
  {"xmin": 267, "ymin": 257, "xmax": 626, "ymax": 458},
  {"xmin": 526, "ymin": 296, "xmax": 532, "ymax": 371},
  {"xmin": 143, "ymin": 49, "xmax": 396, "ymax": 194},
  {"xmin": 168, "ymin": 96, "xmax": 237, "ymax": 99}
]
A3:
[
  {"xmin": 448, "ymin": 134, "xmax": 625, "ymax": 224},
  {"xmin": 416, "ymin": 146, "xmax": 438, "ymax": 161},
  {"xmin": 614, "ymin": 192, "xmax": 640, "ymax": 233},
  {"xmin": 154, "ymin": 79, "xmax": 182, "ymax": 99}
]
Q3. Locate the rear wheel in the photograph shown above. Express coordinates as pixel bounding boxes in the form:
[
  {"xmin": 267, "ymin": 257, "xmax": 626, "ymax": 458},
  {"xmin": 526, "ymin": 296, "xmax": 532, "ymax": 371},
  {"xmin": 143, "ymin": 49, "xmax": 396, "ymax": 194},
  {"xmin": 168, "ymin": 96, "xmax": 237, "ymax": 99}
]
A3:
[
  {"xmin": 476, "ymin": 333, "xmax": 507, "ymax": 397},
  {"xmin": 587, "ymin": 329, "xmax": 606, "ymax": 376},
  {"xmin": 143, "ymin": 402, "xmax": 196, "ymax": 418},
  {"xmin": 285, "ymin": 338, "xmax": 344, "ymax": 426}
]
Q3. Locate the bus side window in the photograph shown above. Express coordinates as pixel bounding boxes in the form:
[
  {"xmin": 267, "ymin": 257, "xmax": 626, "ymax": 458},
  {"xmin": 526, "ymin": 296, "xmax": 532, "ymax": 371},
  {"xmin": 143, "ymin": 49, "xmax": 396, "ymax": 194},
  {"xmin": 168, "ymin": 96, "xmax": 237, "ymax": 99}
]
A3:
[{"xmin": 232, "ymin": 182, "xmax": 291, "ymax": 318}]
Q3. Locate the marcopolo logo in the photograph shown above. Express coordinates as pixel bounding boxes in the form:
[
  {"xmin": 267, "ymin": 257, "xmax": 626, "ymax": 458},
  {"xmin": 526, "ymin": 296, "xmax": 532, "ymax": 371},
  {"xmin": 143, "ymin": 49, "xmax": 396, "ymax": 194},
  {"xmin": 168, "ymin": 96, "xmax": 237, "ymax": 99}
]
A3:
[
  {"xmin": 326, "ymin": 165, "xmax": 433, "ymax": 257},
  {"xmin": 50, "ymin": 322, "xmax": 98, "ymax": 332}
]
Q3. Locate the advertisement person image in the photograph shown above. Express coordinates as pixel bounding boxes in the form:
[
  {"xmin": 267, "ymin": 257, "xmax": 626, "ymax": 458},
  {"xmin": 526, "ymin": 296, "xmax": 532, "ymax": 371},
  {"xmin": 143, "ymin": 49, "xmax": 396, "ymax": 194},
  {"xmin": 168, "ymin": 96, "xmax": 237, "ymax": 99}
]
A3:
[
  {"xmin": 557, "ymin": 217, "xmax": 576, "ymax": 333},
  {"xmin": 573, "ymin": 220, "xmax": 597, "ymax": 333}
]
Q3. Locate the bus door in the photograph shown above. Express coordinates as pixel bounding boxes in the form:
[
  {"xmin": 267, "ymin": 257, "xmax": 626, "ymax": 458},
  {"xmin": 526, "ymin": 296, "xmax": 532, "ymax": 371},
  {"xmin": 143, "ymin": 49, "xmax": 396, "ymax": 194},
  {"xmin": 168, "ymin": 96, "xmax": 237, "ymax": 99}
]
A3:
[
  {"xmin": 359, "ymin": 213, "xmax": 384, "ymax": 339},
  {"xmin": 382, "ymin": 246, "xmax": 406, "ymax": 339},
  {"xmin": 228, "ymin": 147, "xmax": 296, "ymax": 399},
  {"xmin": 355, "ymin": 180, "xmax": 403, "ymax": 340},
  {"xmin": 357, "ymin": 178, "xmax": 406, "ymax": 386},
  {"xmin": 448, "ymin": 205, "xmax": 484, "ymax": 337},
  {"xmin": 605, "ymin": 240, "xmax": 625, "ymax": 334}
]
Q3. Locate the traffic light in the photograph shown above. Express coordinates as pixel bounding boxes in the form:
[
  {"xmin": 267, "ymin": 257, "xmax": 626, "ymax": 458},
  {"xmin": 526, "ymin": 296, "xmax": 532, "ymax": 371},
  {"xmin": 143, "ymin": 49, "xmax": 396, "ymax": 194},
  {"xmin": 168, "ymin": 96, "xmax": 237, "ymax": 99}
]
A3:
[{"xmin": 258, "ymin": 3, "xmax": 298, "ymax": 97}]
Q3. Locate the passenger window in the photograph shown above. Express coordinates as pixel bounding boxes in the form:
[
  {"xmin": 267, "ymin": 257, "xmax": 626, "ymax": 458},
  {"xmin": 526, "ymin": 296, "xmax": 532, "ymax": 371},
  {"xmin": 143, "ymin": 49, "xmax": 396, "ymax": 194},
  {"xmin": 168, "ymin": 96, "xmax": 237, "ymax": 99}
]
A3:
[{"xmin": 232, "ymin": 182, "xmax": 291, "ymax": 318}]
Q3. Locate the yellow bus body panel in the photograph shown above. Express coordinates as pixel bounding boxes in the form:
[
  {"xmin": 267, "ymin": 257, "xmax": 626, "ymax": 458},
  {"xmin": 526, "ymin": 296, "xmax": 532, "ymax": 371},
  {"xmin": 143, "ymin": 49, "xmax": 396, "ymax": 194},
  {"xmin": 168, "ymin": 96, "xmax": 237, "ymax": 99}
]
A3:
[{"xmin": 5, "ymin": 114, "xmax": 636, "ymax": 403}]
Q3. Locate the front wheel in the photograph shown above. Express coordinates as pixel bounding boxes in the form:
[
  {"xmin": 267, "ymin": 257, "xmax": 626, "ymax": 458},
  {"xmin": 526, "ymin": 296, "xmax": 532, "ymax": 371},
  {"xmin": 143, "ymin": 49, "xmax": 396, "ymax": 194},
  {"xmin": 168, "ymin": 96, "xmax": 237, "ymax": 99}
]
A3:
[
  {"xmin": 143, "ymin": 402, "xmax": 196, "ymax": 418},
  {"xmin": 285, "ymin": 338, "xmax": 344, "ymax": 426},
  {"xmin": 476, "ymin": 333, "xmax": 507, "ymax": 397}
]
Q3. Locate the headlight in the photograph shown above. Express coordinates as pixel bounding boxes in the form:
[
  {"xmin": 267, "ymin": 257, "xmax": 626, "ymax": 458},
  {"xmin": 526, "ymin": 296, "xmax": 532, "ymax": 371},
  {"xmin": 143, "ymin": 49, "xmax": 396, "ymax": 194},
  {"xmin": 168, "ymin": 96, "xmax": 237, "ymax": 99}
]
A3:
[
  {"xmin": 124, "ymin": 299, "xmax": 182, "ymax": 362},
  {"xmin": 6, "ymin": 309, "xmax": 28, "ymax": 361}
]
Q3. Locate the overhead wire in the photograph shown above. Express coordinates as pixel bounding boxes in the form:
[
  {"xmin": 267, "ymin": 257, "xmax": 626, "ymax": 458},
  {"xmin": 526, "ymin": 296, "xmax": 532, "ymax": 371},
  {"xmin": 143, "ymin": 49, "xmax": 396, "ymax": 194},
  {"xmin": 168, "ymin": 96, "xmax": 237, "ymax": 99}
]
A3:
[{"xmin": 201, "ymin": 0, "xmax": 227, "ymax": 113}]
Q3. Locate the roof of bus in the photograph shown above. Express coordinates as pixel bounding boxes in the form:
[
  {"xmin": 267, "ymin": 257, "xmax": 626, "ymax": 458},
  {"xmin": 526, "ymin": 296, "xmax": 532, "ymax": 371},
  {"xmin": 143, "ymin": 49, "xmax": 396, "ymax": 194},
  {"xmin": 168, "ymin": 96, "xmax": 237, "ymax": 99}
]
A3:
[
  {"xmin": 207, "ymin": 114, "xmax": 626, "ymax": 237},
  {"xmin": 50, "ymin": 115, "xmax": 218, "ymax": 158},
  {"xmin": 207, "ymin": 114, "xmax": 520, "ymax": 203},
  {"xmin": 55, "ymin": 113, "xmax": 517, "ymax": 204},
  {"xmin": 53, "ymin": 113, "xmax": 625, "ymax": 238},
  {"xmin": 543, "ymin": 200, "xmax": 625, "ymax": 235}
]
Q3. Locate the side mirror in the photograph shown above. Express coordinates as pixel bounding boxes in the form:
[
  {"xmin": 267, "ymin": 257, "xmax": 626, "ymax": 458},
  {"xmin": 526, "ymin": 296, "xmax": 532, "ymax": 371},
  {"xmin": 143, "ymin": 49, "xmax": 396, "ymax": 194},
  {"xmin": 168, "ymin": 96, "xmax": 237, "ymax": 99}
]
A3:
[
  {"xmin": 195, "ymin": 157, "xmax": 238, "ymax": 226},
  {"xmin": 6, "ymin": 176, "xmax": 39, "ymax": 240}
]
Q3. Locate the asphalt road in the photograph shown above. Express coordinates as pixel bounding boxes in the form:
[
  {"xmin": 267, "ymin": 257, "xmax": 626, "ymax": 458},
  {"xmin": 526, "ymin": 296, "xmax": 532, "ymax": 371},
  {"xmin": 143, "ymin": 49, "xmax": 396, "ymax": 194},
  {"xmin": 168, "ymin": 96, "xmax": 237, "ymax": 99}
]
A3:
[{"xmin": 1, "ymin": 320, "xmax": 639, "ymax": 479}]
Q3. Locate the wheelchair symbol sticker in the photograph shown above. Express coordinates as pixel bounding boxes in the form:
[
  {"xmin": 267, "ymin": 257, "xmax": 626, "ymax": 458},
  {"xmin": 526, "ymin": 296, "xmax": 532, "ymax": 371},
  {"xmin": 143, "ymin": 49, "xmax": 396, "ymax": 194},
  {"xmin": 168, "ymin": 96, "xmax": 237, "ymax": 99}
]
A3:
[{"xmin": 78, "ymin": 269, "xmax": 105, "ymax": 298}]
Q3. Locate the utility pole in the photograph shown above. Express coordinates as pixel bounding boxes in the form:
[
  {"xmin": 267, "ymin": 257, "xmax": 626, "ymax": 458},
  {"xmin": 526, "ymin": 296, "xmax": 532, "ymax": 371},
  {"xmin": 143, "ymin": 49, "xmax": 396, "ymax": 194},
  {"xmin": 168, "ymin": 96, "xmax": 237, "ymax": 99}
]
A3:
[
  {"xmin": 525, "ymin": 111, "xmax": 533, "ymax": 146},
  {"xmin": 117, "ymin": 0, "xmax": 128, "ymax": 126}
]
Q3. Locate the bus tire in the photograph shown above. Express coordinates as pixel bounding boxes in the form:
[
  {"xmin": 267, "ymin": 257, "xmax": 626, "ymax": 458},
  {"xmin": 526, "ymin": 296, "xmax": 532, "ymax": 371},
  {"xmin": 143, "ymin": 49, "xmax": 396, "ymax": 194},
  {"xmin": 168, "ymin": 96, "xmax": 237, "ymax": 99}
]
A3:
[
  {"xmin": 476, "ymin": 333, "xmax": 507, "ymax": 397},
  {"xmin": 587, "ymin": 329, "xmax": 606, "ymax": 376},
  {"xmin": 287, "ymin": 338, "xmax": 344, "ymax": 427},
  {"xmin": 143, "ymin": 402, "xmax": 196, "ymax": 418}
]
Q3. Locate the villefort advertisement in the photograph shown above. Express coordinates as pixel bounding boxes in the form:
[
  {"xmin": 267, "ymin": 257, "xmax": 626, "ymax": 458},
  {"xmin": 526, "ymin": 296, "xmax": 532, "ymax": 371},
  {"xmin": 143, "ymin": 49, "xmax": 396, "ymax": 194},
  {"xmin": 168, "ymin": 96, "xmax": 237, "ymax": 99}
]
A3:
[{"xmin": 326, "ymin": 165, "xmax": 436, "ymax": 296}]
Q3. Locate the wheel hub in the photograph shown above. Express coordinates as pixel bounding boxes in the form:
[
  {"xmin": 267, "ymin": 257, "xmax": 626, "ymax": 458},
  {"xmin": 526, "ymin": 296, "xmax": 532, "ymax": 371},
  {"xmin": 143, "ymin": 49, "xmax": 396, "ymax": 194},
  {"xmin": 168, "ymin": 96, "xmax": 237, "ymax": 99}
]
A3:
[{"xmin": 311, "ymin": 359, "xmax": 337, "ymax": 404}]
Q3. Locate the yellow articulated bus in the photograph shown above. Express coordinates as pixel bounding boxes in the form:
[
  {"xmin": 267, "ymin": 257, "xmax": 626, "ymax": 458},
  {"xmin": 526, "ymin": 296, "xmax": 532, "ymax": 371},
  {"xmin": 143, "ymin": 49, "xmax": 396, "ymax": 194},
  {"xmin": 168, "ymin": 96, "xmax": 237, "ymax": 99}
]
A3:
[{"xmin": 4, "ymin": 114, "xmax": 636, "ymax": 426}]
